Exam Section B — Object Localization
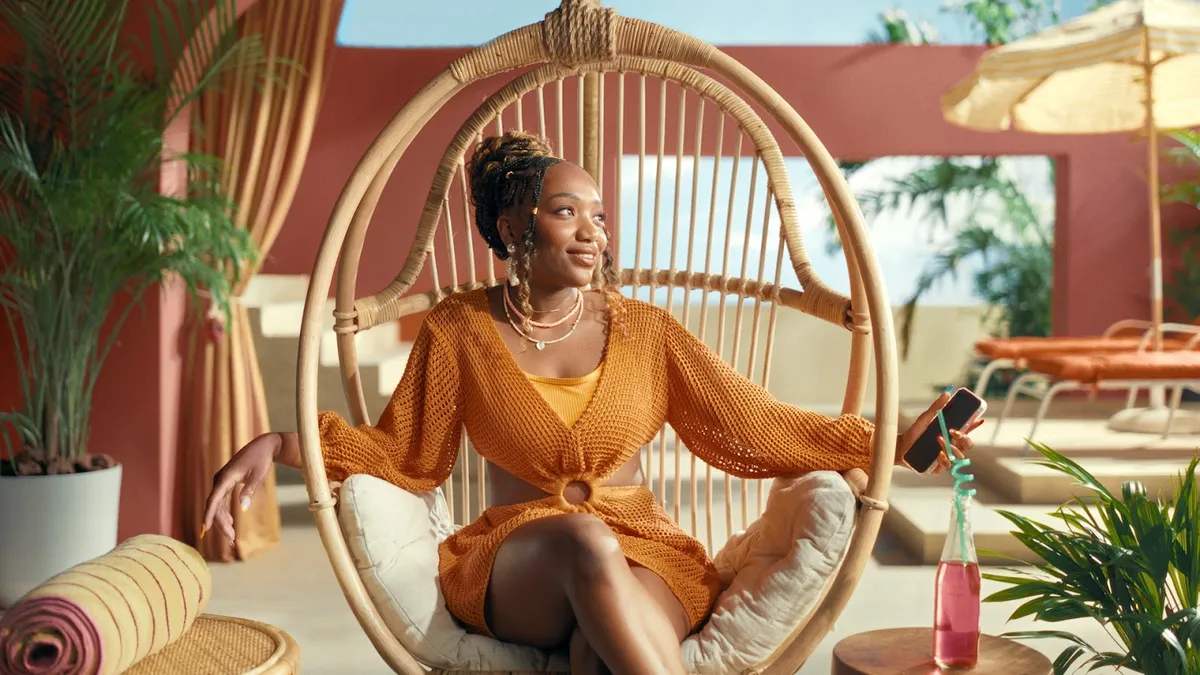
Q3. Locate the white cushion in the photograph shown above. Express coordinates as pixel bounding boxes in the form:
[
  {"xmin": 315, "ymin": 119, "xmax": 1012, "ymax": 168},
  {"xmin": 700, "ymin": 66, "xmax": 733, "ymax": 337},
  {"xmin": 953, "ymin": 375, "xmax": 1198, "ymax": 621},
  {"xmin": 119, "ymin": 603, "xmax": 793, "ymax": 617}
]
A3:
[
  {"xmin": 337, "ymin": 476, "xmax": 569, "ymax": 672},
  {"xmin": 337, "ymin": 471, "xmax": 856, "ymax": 672},
  {"xmin": 681, "ymin": 471, "xmax": 856, "ymax": 673}
]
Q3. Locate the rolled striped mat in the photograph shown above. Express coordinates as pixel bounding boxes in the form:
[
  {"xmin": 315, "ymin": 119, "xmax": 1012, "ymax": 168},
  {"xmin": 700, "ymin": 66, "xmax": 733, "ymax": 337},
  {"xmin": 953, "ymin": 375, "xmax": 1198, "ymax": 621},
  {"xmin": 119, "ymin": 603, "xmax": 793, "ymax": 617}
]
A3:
[{"xmin": 0, "ymin": 534, "xmax": 211, "ymax": 675}]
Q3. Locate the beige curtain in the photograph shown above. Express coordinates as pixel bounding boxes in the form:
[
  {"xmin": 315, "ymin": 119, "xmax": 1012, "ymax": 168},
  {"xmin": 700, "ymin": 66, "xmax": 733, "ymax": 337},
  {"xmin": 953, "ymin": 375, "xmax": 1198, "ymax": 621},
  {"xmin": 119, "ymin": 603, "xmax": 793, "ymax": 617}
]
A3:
[{"xmin": 181, "ymin": 0, "xmax": 341, "ymax": 562}]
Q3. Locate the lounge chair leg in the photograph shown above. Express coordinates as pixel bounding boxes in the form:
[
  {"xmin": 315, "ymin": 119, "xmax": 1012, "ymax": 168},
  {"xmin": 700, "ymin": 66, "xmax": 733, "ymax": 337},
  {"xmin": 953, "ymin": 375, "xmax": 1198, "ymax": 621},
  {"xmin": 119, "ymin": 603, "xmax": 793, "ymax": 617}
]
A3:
[
  {"xmin": 992, "ymin": 371, "xmax": 1039, "ymax": 446},
  {"xmin": 1164, "ymin": 385, "xmax": 1185, "ymax": 439},
  {"xmin": 974, "ymin": 358, "xmax": 1013, "ymax": 397},
  {"xmin": 1027, "ymin": 381, "xmax": 1073, "ymax": 454},
  {"xmin": 1125, "ymin": 384, "xmax": 1141, "ymax": 410}
]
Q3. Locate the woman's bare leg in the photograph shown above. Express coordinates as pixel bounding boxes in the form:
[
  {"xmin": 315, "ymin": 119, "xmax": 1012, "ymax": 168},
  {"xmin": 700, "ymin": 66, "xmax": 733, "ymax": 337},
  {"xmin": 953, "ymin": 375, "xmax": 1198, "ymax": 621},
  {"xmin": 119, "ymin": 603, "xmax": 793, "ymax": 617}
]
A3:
[
  {"xmin": 569, "ymin": 566, "xmax": 691, "ymax": 675},
  {"xmin": 486, "ymin": 514, "xmax": 686, "ymax": 674}
]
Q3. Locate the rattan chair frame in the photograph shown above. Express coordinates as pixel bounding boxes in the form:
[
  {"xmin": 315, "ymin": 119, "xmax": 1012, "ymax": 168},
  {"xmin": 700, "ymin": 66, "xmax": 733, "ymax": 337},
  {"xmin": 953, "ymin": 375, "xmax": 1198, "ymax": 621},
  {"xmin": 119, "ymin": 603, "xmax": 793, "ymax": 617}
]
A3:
[{"xmin": 296, "ymin": 2, "xmax": 900, "ymax": 673}]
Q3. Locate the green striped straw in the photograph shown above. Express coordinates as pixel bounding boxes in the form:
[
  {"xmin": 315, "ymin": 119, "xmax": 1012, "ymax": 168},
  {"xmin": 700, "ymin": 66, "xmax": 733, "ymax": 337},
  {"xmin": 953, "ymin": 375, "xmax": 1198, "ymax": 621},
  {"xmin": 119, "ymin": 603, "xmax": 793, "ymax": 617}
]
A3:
[{"xmin": 937, "ymin": 408, "xmax": 974, "ymax": 564}]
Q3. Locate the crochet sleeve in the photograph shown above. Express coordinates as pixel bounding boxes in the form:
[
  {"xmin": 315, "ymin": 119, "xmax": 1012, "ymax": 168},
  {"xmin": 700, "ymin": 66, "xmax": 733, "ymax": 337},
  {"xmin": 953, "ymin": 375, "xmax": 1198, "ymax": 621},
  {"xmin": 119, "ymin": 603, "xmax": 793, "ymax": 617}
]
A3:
[
  {"xmin": 663, "ymin": 315, "xmax": 877, "ymax": 478},
  {"xmin": 317, "ymin": 318, "xmax": 461, "ymax": 492}
]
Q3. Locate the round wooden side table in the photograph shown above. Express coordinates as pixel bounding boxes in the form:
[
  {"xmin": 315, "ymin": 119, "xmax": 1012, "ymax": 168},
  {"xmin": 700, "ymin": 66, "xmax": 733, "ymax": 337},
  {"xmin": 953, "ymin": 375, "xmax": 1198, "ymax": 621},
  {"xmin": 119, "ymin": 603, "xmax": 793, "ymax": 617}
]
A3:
[{"xmin": 832, "ymin": 627, "xmax": 1051, "ymax": 675}]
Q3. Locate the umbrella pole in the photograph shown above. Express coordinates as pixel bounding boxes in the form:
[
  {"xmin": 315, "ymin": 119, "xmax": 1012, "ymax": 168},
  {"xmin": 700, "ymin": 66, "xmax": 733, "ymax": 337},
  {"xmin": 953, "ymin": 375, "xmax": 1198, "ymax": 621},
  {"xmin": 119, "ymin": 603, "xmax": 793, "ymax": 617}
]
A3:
[
  {"xmin": 1106, "ymin": 41, "xmax": 1200, "ymax": 433},
  {"xmin": 1145, "ymin": 57, "xmax": 1165, "ymax": 355}
]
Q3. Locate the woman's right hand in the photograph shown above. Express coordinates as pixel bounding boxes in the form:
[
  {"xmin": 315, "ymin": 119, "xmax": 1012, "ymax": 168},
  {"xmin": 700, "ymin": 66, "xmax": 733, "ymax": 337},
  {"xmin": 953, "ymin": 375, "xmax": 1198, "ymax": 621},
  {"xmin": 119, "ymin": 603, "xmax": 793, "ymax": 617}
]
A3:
[{"xmin": 202, "ymin": 432, "xmax": 280, "ymax": 545}]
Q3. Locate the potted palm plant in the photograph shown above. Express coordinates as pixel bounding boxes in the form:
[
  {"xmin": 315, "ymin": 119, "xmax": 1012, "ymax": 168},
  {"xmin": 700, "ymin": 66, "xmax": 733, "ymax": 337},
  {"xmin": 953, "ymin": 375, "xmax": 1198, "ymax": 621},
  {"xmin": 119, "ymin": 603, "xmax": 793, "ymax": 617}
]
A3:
[
  {"xmin": 0, "ymin": 0, "xmax": 260, "ymax": 606},
  {"xmin": 983, "ymin": 443, "xmax": 1200, "ymax": 674}
]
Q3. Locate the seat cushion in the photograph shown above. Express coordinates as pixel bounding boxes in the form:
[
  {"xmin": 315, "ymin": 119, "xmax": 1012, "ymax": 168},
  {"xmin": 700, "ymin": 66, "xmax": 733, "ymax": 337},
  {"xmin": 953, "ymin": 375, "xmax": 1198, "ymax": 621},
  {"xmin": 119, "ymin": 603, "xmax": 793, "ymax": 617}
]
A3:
[
  {"xmin": 681, "ymin": 471, "xmax": 856, "ymax": 674},
  {"xmin": 1024, "ymin": 351, "xmax": 1200, "ymax": 383},
  {"xmin": 973, "ymin": 336, "xmax": 1190, "ymax": 360},
  {"xmin": 337, "ymin": 477, "xmax": 567, "ymax": 672},
  {"xmin": 337, "ymin": 471, "xmax": 856, "ymax": 673}
]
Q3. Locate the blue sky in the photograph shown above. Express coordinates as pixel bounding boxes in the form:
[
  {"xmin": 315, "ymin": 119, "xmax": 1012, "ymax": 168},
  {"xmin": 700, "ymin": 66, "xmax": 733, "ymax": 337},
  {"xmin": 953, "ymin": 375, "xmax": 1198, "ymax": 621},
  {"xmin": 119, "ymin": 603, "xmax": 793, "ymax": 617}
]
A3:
[{"xmin": 337, "ymin": 0, "xmax": 1096, "ymax": 48}]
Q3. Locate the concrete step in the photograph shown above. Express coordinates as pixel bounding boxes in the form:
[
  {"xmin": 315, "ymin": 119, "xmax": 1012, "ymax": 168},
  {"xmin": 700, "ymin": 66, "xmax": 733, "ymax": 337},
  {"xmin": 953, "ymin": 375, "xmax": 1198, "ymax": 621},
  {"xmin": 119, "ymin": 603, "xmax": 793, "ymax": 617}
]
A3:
[
  {"xmin": 976, "ymin": 452, "xmax": 1200, "ymax": 505},
  {"xmin": 883, "ymin": 472, "xmax": 1080, "ymax": 565},
  {"xmin": 244, "ymin": 273, "xmax": 402, "ymax": 364},
  {"xmin": 241, "ymin": 273, "xmax": 311, "ymax": 306},
  {"xmin": 884, "ymin": 414, "xmax": 1200, "ymax": 565},
  {"xmin": 967, "ymin": 414, "xmax": 1200, "ymax": 506},
  {"xmin": 245, "ymin": 274, "xmax": 415, "ymax": 432},
  {"xmin": 250, "ymin": 300, "xmax": 398, "ymax": 366},
  {"xmin": 251, "ymin": 330, "xmax": 412, "ymax": 432}
]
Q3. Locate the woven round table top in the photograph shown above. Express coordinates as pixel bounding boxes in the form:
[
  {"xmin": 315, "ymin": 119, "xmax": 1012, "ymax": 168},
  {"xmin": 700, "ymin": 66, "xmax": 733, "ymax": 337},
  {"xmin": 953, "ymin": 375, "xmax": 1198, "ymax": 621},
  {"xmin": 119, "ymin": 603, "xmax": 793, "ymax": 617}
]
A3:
[{"xmin": 126, "ymin": 614, "xmax": 300, "ymax": 675}]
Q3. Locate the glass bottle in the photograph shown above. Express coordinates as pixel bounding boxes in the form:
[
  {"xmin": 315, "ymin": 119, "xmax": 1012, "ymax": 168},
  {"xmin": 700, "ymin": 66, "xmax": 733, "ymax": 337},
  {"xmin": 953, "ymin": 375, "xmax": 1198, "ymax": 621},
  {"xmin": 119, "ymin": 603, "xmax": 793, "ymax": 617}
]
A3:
[{"xmin": 932, "ymin": 494, "xmax": 981, "ymax": 669}]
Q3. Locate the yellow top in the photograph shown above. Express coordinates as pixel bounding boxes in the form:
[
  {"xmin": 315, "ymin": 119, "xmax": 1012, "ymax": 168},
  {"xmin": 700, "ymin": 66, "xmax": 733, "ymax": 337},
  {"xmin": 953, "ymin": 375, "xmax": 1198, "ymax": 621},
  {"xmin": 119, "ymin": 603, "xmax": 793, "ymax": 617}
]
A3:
[{"xmin": 525, "ymin": 367, "xmax": 603, "ymax": 428}]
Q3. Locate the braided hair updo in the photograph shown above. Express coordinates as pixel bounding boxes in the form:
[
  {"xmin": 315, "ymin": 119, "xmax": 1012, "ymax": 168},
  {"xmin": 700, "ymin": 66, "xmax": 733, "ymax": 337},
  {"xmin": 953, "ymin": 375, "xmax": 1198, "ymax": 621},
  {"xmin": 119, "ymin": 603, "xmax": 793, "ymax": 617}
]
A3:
[
  {"xmin": 467, "ymin": 131, "xmax": 560, "ymax": 263},
  {"xmin": 466, "ymin": 131, "xmax": 623, "ymax": 330}
]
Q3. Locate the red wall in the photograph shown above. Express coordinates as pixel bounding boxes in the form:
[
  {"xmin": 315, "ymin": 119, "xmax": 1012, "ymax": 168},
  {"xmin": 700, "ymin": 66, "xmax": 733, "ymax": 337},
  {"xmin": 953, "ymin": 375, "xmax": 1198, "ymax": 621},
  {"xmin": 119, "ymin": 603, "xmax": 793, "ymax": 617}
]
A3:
[{"xmin": 273, "ymin": 43, "xmax": 1194, "ymax": 338}]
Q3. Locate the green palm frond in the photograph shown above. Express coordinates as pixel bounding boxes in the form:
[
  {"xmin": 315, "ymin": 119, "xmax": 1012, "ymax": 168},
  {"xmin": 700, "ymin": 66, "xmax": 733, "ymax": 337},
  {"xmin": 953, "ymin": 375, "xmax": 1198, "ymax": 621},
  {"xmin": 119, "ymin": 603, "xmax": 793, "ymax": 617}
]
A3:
[
  {"xmin": 0, "ymin": 0, "xmax": 269, "ymax": 464},
  {"xmin": 866, "ymin": 8, "xmax": 940, "ymax": 45},
  {"xmin": 984, "ymin": 443, "xmax": 1200, "ymax": 675},
  {"xmin": 824, "ymin": 157, "xmax": 1008, "ymax": 252},
  {"xmin": 1160, "ymin": 130, "xmax": 1200, "ymax": 322},
  {"xmin": 832, "ymin": 155, "xmax": 1054, "ymax": 357},
  {"xmin": 858, "ymin": 157, "xmax": 1005, "ymax": 232}
]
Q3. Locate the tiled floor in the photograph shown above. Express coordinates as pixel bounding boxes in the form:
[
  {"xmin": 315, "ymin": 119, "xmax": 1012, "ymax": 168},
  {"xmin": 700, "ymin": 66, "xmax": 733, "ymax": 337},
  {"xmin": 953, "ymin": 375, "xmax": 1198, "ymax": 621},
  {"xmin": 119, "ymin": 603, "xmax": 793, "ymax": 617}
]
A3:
[{"xmin": 205, "ymin": 482, "xmax": 1123, "ymax": 674}]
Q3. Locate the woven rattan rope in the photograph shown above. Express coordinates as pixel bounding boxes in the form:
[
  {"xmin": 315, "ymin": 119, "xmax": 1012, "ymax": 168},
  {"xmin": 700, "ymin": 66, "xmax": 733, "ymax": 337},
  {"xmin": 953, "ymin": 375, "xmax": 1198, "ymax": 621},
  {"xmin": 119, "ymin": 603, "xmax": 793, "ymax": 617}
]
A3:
[
  {"xmin": 348, "ymin": 56, "xmax": 851, "ymax": 335},
  {"xmin": 542, "ymin": 0, "xmax": 616, "ymax": 67},
  {"xmin": 297, "ymin": 3, "xmax": 900, "ymax": 673}
]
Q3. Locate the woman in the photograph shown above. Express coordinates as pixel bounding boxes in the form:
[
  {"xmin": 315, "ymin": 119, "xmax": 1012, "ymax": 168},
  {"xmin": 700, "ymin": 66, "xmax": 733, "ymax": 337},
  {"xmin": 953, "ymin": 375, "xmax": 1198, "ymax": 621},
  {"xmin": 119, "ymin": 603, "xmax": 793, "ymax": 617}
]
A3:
[{"xmin": 203, "ymin": 131, "xmax": 978, "ymax": 674}]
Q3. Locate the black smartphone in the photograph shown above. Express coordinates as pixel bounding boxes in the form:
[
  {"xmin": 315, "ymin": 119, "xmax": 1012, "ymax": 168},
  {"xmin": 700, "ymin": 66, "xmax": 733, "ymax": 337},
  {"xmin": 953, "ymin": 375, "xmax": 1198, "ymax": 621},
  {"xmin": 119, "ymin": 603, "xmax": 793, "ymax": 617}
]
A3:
[{"xmin": 902, "ymin": 387, "xmax": 986, "ymax": 474}]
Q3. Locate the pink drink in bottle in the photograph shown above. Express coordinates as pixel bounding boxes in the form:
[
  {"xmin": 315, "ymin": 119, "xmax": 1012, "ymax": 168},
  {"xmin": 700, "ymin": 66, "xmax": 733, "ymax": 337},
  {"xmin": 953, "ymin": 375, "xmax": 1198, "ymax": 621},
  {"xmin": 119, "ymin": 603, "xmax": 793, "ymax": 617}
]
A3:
[{"xmin": 933, "ymin": 495, "xmax": 981, "ymax": 668}]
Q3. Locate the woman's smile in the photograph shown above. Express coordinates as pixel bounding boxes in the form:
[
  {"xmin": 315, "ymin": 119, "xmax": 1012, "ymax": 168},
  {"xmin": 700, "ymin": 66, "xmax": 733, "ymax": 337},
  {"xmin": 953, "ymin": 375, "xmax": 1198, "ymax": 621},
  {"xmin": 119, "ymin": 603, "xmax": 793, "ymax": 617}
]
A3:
[{"xmin": 566, "ymin": 246, "xmax": 598, "ymax": 268}]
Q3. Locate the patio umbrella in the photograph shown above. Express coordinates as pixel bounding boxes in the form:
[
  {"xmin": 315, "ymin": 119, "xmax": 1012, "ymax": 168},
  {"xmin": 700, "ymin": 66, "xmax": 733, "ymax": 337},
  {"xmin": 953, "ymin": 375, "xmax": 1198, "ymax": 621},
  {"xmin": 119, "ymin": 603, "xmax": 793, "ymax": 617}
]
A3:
[{"xmin": 940, "ymin": 0, "xmax": 1200, "ymax": 353}]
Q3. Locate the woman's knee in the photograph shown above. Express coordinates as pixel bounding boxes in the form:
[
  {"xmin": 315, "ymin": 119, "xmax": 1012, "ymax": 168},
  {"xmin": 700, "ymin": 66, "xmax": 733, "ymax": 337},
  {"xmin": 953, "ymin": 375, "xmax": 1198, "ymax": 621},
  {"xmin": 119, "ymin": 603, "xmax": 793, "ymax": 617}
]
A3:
[{"xmin": 542, "ymin": 513, "xmax": 625, "ymax": 580}]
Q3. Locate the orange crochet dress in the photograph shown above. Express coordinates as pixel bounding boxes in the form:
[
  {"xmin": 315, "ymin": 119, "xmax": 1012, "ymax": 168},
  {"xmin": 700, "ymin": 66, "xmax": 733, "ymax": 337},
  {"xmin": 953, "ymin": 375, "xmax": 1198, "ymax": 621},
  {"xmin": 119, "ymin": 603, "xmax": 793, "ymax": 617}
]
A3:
[{"xmin": 318, "ymin": 289, "xmax": 877, "ymax": 637}]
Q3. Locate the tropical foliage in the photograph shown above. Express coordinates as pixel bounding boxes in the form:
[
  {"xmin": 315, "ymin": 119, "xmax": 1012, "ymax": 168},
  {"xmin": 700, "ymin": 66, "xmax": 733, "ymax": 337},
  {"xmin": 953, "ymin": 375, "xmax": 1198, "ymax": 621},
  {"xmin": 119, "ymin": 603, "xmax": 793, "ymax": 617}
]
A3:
[
  {"xmin": 945, "ymin": 0, "xmax": 1061, "ymax": 45},
  {"xmin": 850, "ymin": 157, "xmax": 1053, "ymax": 358},
  {"xmin": 866, "ymin": 8, "xmax": 938, "ymax": 45},
  {"xmin": 0, "ymin": 0, "xmax": 262, "ymax": 473},
  {"xmin": 983, "ymin": 443, "xmax": 1200, "ymax": 675},
  {"xmin": 840, "ymin": 1, "xmax": 1060, "ymax": 358},
  {"xmin": 1159, "ymin": 130, "xmax": 1200, "ymax": 323}
]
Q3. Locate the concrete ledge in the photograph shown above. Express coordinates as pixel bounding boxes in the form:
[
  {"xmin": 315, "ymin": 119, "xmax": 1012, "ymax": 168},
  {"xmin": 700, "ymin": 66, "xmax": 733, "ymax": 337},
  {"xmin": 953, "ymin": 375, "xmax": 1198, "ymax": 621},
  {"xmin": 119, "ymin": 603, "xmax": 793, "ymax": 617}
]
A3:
[
  {"xmin": 983, "ymin": 454, "xmax": 1198, "ymax": 504},
  {"xmin": 885, "ymin": 482, "xmax": 1073, "ymax": 566}
]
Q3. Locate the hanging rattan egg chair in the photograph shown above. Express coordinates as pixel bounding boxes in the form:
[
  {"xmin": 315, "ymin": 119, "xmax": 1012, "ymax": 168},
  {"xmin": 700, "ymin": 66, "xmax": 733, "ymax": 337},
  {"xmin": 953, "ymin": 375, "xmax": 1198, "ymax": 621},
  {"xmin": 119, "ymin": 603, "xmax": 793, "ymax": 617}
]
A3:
[{"xmin": 295, "ymin": 1, "xmax": 900, "ymax": 672}]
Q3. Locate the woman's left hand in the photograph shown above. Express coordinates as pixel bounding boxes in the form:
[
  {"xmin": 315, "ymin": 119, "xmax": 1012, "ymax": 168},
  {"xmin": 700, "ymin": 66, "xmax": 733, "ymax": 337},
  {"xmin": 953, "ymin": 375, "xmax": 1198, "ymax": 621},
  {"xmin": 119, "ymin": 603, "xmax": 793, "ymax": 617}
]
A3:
[{"xmin": 895, "ymin": 391, "xmax": 981, "ymax": 474}]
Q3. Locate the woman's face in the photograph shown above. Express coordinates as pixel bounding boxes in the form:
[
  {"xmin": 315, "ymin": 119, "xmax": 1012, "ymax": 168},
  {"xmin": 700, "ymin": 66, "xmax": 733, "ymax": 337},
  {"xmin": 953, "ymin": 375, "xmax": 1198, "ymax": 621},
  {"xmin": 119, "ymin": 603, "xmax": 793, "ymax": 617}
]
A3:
[{"xmin": 501, "ymin": 162, "xmax": 608, "ymax": 290}]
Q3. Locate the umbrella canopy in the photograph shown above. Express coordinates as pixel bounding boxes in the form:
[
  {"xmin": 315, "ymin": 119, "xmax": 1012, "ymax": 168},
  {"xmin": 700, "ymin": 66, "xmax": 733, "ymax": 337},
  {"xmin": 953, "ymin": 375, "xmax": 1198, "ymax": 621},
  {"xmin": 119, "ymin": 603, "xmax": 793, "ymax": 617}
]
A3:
[{"xmin": 942, "ymin": 0, "xmax": 1200, "ymax": 133}]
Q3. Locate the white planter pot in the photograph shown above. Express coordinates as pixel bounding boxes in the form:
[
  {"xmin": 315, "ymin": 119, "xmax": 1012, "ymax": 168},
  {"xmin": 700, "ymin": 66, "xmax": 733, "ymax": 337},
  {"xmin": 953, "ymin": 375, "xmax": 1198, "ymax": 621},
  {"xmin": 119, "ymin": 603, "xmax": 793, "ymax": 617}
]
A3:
[{"xmin": 0, "ymin": 464, "xmax": 122, "ymax": 608}]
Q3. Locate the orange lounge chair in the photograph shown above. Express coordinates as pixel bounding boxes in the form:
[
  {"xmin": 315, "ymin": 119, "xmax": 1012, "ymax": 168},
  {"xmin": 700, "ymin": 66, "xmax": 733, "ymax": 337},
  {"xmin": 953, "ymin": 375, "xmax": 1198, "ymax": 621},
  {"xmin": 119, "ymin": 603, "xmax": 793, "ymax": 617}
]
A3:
[
  {"xmin": 972, "ymin": 319, "xmax": 1197, "ymax": 395},
  {"xmin": 989, "ymin": 324, "xmax": 1200, "ymax": 444}
]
